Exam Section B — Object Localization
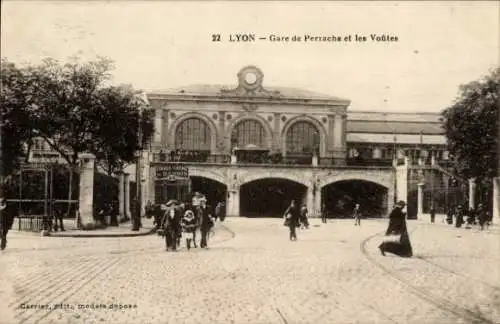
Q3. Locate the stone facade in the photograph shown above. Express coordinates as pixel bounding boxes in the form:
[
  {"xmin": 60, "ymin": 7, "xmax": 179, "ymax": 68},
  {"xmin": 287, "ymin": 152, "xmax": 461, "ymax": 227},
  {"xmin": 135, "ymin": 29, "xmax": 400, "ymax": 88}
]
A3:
[
  {"xmin": 148, "ymin": 66, "xmax": 349, "ymax": 160},
  {"xmin": 146, "ymin": 163, "xmax": 396, "ymax": 217},
  {"xmin": 142, "ymin": 66, "xmax": 409, "ymax": 217}
]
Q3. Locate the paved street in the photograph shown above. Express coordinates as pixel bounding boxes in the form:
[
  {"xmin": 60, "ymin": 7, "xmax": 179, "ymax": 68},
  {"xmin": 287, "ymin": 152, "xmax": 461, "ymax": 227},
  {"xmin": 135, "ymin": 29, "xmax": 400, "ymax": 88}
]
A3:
[{"xmin": 1, "ymin": 218, "xmax": 499, "ymax": 324}]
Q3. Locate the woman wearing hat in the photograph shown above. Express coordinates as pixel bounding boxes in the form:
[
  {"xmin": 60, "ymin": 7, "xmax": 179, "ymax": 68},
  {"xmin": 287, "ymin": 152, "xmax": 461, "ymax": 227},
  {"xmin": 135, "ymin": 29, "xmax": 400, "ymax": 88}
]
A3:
[{"xmin": 379, "ymin": 200, "xmax": 413, "ymax": 258}]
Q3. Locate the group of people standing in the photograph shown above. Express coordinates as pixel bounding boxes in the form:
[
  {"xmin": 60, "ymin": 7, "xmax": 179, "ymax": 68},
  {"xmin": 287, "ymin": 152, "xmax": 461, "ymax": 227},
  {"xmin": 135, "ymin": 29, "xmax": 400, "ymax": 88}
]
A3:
[
  {"xmin": 149, "ymin": 193, "xmax": 225, "ymax": 251},
  {"xmin": 443, "ymin": 203, "xmax": 491, "ymax": 230}
]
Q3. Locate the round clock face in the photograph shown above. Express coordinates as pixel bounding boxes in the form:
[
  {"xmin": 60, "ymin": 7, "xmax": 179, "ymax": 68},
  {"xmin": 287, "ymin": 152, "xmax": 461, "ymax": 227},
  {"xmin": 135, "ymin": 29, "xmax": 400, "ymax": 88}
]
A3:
[{"xmin": 245, "ymin": 72, "xmax": 257, "ymax": 84}]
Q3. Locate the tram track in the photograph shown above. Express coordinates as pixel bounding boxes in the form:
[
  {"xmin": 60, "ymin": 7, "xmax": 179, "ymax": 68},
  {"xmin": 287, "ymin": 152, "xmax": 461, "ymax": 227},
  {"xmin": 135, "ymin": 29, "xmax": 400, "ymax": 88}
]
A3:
[{"xmin": 360, "ymin": 228, "xmax": 496, "ymax": 324}]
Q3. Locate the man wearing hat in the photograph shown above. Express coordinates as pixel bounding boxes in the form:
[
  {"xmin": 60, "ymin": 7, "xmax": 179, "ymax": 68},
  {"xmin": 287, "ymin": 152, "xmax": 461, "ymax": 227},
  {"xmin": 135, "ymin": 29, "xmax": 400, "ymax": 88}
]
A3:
[
  {"xmin": 198, "ymin": 197, "xmax": 214, "ymax": 249},
  {"xmin": 163, "ymin": 200, "xmax": 182, "ymax": 251},
  {"xmin": 379, "ymin": 200, "xmax": 413, "ymax": 258}
]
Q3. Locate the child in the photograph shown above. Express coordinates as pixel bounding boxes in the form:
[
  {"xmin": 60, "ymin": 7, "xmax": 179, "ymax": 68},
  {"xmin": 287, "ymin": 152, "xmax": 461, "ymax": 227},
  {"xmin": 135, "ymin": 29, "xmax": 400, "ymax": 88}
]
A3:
[
  {"xmin": 181, "ymin": 210, "xmax": 198, "ymax": 250},
  {"xmin": 353, "ymin": 204, "xmax": 361, "ymax": 226}
]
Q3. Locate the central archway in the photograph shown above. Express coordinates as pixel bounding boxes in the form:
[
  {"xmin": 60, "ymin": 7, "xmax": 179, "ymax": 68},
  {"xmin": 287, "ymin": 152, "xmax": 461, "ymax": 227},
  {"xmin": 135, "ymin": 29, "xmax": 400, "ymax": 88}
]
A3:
[
  {"xmin": 240, "ymin": 178, "xmax": 307, "ymax": 217},
  {"xmin": 322, "ymin": 180, "xmax": 388, "ymax": 218}
]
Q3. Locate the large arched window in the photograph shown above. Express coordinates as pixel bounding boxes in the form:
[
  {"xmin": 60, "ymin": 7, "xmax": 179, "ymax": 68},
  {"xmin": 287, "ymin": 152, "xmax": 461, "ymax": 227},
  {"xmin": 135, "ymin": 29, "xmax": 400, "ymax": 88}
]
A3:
[
  {"xmin": 175, "ymin": 118, "xmax": 211, "ymax": 151},
  {"xmin": 286, "ymin": 121, "xmax": 319, "ymax": 155},
  {"xmin": 231, "ymin": 120, "xmax": 266, "ymax": 148}
]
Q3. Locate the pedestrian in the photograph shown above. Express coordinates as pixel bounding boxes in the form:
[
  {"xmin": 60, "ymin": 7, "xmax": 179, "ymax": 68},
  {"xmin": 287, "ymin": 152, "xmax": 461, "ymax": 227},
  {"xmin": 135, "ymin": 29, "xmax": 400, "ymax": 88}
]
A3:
[
  {"xmin": 199, "ymin": 198, "xmax": 214, "ymax": 249},
  {"xmin": 53, "ymin": 203, "xmax": 65, "ymax": 232},
  {"xmin": 284, "ymin": 200, "xmax": 300, "ymax": 241},
  {"xmin": 477, "ymin": 203, "xmax": 488, "ymax": 230},
  {"xmin": 163, "ymin": 200, "xmax": 181, "ymax": 251},
  {"xmin": 321, "ymin": 203, "xmax": 327, "ymax": 224},
  {"xmin": 353, "ymin": 203, "xmax": 361, "ymax": 226},
  {"xmin": 215, "ymin": 201, "xmax": 226, "ymax": 222},
  {"xmin": 446, "ymin": 205, "xmax": 454, "ymax": 225},
  {"xmin": 430, "ymin": 205, "xmax": 436, "ymax": 224},
  {"xmin": 379, "ymin": 200, "xmax": 413, "ymax": 258},
  {"xmin": 145, "ymin": 200, "xmax": 154, "ymax": 219},
  {"xmin": 0, "ymin": 197, "xmax": 13, "ymax": 251},
  {"xmin": 181, "ymin": 209, "xmax": 197, "ymax": 250},
  {"xmin": 300, "ymin": 204, "xmax": 309, "ymax": 229},
  {"xmin": 455, "ymin": 205, "xmax": 465, "ymax": 228}
]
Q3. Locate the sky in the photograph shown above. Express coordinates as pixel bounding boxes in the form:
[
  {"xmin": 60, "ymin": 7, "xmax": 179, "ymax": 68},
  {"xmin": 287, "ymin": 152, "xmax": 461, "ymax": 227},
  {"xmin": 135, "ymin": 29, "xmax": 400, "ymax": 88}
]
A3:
[{"xmin": 1, "ymin": 1, "xmax": 499, "ymax": 113}]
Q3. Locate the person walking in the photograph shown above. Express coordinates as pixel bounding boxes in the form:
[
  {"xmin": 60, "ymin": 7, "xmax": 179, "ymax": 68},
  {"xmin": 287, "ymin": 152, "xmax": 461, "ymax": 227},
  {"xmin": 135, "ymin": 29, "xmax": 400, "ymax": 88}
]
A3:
[
  {"xmin": 181, "ymin": 209, "xmax": 197, "ymax": 250},
  {"xmin": 430, "ymin": 205, "xmax": 436, "ymax": 224},
  {"xmin": 477, "ymin": 203, "xmax": 488, "ymax": 230},
  {"xmin": 299, "ymin": 204, "xmax": 309, "ymax": 229},
  {"xmin": 455, "ymin": 205, "xmax": 465, "ymax": 228},
  {"xmin": 0, "ymin": 197, "xmax": 13, "ymax": 250},
  {"xmin": 215, "ymin": 201, "xmax": 226, "ymax": 222},
  {"xmin": 284, "ymin": 200, "xmax": 300, "ymax": 241},
  {"xmin": 53, "ymin": 203, "xmax": 65, "ymax": 232},
  {"xmin": 321, "ymin": 203, "xmax": 327, "ymax": 224},
  {"xmin": 379, "ymin": 201, "xmax": 413, "ymax": 258},
  {"xmin": 353, "ymin": 203, "xmax": 362, "ymax": 226},
  {"xmin": 199, "ymin": 198, "xmax": 214, "ymax": 249}
]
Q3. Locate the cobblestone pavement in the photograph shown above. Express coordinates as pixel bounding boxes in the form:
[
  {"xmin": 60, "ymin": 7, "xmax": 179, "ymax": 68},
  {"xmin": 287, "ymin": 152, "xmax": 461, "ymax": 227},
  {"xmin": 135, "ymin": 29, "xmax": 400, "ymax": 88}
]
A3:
[{"xmin": 0, "ymin": 218, "xmax": 499, "ymax": 324}]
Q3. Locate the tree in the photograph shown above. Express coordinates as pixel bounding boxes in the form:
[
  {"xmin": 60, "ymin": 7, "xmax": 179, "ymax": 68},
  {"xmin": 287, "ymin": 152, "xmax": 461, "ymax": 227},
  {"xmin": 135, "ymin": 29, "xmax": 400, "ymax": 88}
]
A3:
[
  {"xmin": 441, "ymin": 67, "xmax": 499, "ymax": 183},
  {"xmin": 0, "ymin": 59, "xmax": 36, "ymax": 194},
  {"xmin": 94, "ymin": 85, "xmax": 155, "ymax": 176}
]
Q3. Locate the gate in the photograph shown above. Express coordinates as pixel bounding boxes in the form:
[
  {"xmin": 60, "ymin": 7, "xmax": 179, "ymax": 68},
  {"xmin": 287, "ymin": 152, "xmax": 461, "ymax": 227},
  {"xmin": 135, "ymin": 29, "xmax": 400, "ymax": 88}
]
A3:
[
  {"xmin": 154, "ymin": 164, "xmax": 191, "ymax": 204},
  {"xmin": 6, "ymin": 162, "xmax": 79, "ymax": 232}
]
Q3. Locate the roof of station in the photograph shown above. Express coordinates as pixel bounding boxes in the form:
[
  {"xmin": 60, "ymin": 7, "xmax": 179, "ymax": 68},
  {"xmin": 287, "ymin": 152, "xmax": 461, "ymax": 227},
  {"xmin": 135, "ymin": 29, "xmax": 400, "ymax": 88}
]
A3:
[{"xmin": 149, "ymin": 84, "xmax": 348, "ymax": 101}]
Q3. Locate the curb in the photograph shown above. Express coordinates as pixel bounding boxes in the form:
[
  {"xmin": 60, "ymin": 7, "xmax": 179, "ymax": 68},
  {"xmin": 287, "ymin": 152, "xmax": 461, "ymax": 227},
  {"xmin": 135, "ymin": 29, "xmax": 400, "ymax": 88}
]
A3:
[{"xmin": 47, "ymin": 227, "xmax": 157, "ymax": 238}]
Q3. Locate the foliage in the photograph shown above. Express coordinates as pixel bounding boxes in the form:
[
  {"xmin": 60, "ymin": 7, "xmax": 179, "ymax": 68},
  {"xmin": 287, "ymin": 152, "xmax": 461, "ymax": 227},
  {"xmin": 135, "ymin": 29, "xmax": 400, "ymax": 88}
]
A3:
[
  {"xmin": 25, "ymin": 56, "xmax": 115, "ymax": 166},
  {"xmin": 1, "ymin": 56, "xmax": 155, "ymax": 176},
  {"xmin": 0, "ymin": 59, "xmax": 35, "ymax": 178},
  {"xmin": 94, "ymin": 85, "xmax": 155, "ymax": 175},
  {"xmin": 441, "ymin": 67, "xmax": 499, "ymax": 181}
]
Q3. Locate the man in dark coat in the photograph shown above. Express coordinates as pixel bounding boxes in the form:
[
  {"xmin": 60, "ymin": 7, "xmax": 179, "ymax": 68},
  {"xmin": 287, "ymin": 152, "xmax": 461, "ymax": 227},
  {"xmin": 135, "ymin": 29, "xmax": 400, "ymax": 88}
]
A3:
[
  {"xmin": 199, "ymin": 199, "xmax": 214, "ymax": 249},
  {"xmin": 163, "ymin": 201, "xmax": 182, "ymax": 251},
  {"xmin": 379, "ymin": 200, "xmax": 413, "ymax": 258},
  {"xmin": 284, "ymin": 200, "xmax": 300, "ymax": 241},
  {"xmin": 477, "ymin": 203, "xmax": 489, "ymax": 230},
  {"xmin": 455, "ymin": 205, "xmax": 465, "ymax": 228},
  {"xmin": 321, "ymin": 203, "xmax": 327, "ymax": 224}
]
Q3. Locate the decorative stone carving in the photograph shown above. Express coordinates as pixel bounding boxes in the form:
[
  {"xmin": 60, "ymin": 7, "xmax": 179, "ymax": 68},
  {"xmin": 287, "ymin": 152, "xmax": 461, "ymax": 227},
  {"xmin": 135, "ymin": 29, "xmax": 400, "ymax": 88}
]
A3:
[
  {"xmin": 242, "ymin": 103, "xmax": 258, "ymax": 112},
  {"xmin": 219, "ymin": 66, "xmax": 282, "ymax": 98}
]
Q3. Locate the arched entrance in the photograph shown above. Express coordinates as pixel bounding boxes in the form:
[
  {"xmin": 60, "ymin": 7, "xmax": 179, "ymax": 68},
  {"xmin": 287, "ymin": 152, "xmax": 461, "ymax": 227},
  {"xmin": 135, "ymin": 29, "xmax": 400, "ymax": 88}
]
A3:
[
  {"xmin": 189, "ymin": 176, "xmax": 227, "ymax": 206},
  {"xmin": 240, "ymin": 178, "xmax": 307, "ymax": 217},
  {"xmin": 322, "ymin": 180, "xmax": 388, "ymax": 218}
]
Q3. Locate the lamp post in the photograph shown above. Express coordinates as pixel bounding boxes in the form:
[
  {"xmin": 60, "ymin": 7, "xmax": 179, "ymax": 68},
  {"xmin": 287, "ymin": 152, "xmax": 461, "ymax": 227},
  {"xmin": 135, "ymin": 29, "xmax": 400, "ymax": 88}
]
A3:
[
  {"xmin": 132, "ymin": 97, "xmax": 145, "ymax": 232},
  {"xmin": 132, "ymin": 148, "xmax": 141, "ymax": 231}
]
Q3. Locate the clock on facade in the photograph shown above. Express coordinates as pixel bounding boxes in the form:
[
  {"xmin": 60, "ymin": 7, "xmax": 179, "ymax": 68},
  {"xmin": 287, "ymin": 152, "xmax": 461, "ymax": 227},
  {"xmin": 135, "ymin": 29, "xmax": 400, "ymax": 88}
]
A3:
[{"xmin": 245, "ymin": 72, "xmax": 257, "ymax": 85}]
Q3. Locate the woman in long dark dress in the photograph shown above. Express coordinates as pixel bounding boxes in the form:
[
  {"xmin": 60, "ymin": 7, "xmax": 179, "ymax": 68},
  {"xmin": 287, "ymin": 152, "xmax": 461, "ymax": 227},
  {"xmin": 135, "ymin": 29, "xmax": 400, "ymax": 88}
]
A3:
[{"xmin": 379, "ymin": 200, "xmax": 413, "ymax": 257}]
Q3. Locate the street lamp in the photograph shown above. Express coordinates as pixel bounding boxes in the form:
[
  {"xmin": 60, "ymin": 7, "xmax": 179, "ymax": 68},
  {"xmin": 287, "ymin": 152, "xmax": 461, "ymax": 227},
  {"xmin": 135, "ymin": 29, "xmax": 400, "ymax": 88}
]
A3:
[{"xmin": 132, "ymin": 95, "xmax": 146, "ymax": 232}]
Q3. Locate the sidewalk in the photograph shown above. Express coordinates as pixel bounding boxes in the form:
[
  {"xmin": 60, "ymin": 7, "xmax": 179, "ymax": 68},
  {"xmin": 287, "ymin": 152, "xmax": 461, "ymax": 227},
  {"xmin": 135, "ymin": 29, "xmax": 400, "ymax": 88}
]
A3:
[{"xmin": 11, "ymin": 217, "xmax": 156, "ymax": 238}]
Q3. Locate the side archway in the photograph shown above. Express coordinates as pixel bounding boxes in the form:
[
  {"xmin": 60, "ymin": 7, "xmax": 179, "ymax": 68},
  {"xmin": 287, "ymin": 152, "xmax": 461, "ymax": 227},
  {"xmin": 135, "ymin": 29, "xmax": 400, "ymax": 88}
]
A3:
[
  {"xmin": 281, "ymin": 115, "xmax": 327, "ymax": 157},
  {"xmin": 320, "ymin": 172, "xmax": 394, "ymax": 218},
  {"xmin": 168, "ymin": 112, "xmax": 218, "ymax": 152}
]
